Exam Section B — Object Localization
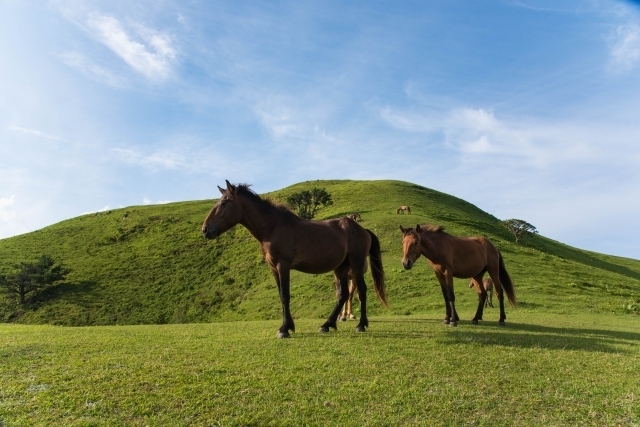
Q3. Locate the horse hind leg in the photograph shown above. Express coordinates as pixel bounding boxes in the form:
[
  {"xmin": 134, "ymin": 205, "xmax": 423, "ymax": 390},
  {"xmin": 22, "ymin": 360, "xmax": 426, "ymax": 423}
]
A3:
[
  {"xmin": 319, "ymin": 262, "xmax": 350, "ymax": 333},
  {"xmin": 486, "ymin": 268, "xmax": 506, "ymax": 326},
  {"xmin": 347, "ymin": 281, "xmax": 357, "ymax": 319},
  {"xmin": 470, "ymin": 274, "xmax": 487, "ymax": 325},
  {"xmin": 354, "ymin": 275, "xmax": 368, "ymax": 332}
]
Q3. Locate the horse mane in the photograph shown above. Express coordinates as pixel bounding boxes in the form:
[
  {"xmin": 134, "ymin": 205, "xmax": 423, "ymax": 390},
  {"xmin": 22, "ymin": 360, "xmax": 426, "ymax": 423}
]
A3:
[
  {"xmin": 421, "ymin": 224, "xmax": 445, "ymax": 233},
  {"xmin": 234, "ymin": 184, "xmax": 294, "ymax": 216}
]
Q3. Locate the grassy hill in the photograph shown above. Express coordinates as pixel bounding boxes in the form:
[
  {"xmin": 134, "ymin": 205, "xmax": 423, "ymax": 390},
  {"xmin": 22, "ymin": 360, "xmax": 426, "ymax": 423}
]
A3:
[{"xmin": 1, "ymin": 180, "xmax": 639, "ymax": 326}]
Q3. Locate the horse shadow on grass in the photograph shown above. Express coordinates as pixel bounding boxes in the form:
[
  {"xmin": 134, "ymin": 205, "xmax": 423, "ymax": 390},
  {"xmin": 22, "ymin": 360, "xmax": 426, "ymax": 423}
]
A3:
[{"xmin": 365, "ymin": 317, "xmax": 640, "ymax": 354}]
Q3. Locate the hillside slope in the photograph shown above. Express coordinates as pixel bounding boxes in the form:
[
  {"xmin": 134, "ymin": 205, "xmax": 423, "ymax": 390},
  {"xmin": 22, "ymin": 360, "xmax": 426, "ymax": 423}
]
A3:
[{"xmin": 1, "ymin": 180, "xmax": 639, "ymax": 325}]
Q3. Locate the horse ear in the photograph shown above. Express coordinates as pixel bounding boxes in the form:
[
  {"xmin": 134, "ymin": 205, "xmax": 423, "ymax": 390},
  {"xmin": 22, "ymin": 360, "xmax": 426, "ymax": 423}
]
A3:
[
  {"xmin": 225, "ymin": 179, "xmax": 236, "ymax": 194},
  {"xmin": 218, "ymin": 185, "xmax": 226, "ymax": 195},
  {"xmin": 400, "ymin": 226, "xmax": 406, "ymax": 234},
  {"xmin": 416, "ymin": 224, "xmax": 421, "ymax": 232}
]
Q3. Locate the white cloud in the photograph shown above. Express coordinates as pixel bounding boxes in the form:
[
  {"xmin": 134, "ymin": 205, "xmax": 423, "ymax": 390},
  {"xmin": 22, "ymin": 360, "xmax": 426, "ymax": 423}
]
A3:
[
  {"xmin": 0, "ymin": 195, "xmax": 17, "ymax": 223},
  {"xmin": 81, "ymin": 205, "xmax": 120, "ymax": 215},
  {"xmin": 142, "ymin": 198, "xmax": 173, "ymax": 205},
  {"xmin": 9, "ymin": 126, "xmax": 62, "ymax": 141},
  {"xmin": 86, "ymin": 14, "xmax": 177, "ymax": 81},
  {"xmin": 608, "ymin": 25, "xmax": 640, "ymax": 73}
]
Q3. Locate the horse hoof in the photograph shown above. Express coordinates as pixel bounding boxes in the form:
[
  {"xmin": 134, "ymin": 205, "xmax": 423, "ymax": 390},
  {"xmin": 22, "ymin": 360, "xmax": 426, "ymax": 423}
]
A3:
[
  {"xmin": 450, "ymin": 321, "xmax": 458, "ymax": 327},
  {"xmin": 339, "ymin": 317, "xmax": 346, "ymax": 322},
  {"xmin": 471, "ymin": 319, "xmax": 479, "ymax": 325},
  {"xmin": 318, "ymin": 326, "xmax": 330, "ymax": 333},
  {"xmin": 355, "ymin": 325, "xmax": 366, "ymax": 333},
  {"xmin": 442, "ymin": 319, "xmax": 450, "ymax": 325},
  {"xmin": 277, "ymin": 331, "xmax": 290, "ymax": 339},
  {"xmin": 498, "ymin": 321, "xmax": 506, "ymax": 327},
  {"xmin": 349, "ymin": 315, "xmax": 356, "ymax": 320}
]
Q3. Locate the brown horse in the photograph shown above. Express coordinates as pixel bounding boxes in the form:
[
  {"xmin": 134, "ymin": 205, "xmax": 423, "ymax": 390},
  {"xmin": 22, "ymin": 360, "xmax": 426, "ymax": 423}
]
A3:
[
  {"xmin": 347, "ymin": 213, "xmax": 362, "ymax": 222},
  {"xmin": 400, "ymin": 224, "xmax": 516, "ymax": 326},
  {"xmin": 397, "ymin": 206, "xmax": 411, "ymax": 214},
  {"xmin": 339, "ymin": 261, "xmax": 368, "ymax": 321},
  {"xmin": 469, "ymin": 277, "xmax": 494, "ymax": 308},
  {"xmin": 202, "ymin": 181, "xmax": 387, "ymax": 338}
]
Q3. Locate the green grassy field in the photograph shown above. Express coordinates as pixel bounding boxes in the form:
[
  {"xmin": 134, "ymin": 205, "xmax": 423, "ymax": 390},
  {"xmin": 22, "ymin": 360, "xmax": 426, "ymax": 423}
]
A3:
[
  {"xmin": 1, "ymin": 312, "xmax": 639, "ymax": 426},
  {"xmin": 1, "ymin": 179, "xmax": 639, "ymax": 426}
]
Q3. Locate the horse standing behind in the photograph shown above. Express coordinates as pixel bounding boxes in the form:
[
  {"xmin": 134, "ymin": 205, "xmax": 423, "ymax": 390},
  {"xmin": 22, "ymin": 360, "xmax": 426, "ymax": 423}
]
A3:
[
  {"xmin": 202, "ymin": 180, "xmax": 388, "ymax": 338},
  {"xmin": 469, "ymin": 277, "xmax": 494, "ymax": 308},
  {"xmin": 397, "ymin": 206, "xmax": 411, "ymax": 214},
  {"xmin": 400, "ymin": 224, "xmax": 516, "ymax": 326},
  {"xmin": 339, "ymin": 261, "xmax": 368, "ymax": 321}
]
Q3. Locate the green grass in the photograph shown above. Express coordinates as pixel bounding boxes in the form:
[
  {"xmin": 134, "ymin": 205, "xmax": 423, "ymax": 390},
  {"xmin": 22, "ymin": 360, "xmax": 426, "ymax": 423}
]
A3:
[
  {"xmin": 1, "ymin": 312, "xmax": 639, "ymax": 426},
  {"xmin": 0, "ymin": 180, "xmax": 639, "ymax": 326}
]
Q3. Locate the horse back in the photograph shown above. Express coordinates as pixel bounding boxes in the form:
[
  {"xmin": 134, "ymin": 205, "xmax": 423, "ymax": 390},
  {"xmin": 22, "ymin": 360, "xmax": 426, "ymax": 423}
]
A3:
[
  {"xmin": 432, "ymin": 234, "xmax": 497, "ymax": 278},
  {"xmin": 275, "ymin": 217, "xmax": 368, "ymax": 274}
]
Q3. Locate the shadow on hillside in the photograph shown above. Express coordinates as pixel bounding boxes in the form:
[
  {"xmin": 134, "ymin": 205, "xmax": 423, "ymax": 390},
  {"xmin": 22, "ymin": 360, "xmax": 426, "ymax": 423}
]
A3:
[
  {"xmin": 526, "ymin": 238, "xmax": 640, "ymax": 281},
  {"xmin": 38, "ymin": 281, "xmax": 98, "ymax": 306},
  {"xmin": 367, "ymin": 318, "xmax": 640, "ymax": 353}
]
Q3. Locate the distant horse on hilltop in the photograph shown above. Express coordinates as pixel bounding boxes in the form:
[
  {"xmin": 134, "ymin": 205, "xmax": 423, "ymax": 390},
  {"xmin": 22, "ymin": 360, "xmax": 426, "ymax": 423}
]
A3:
[
  {"xmin": 202, "ymin": 180, "xmax": 388, "ymax": 338},
  {"xmin": 400, "ymin": 224, "xmax": 515, "ymax": 326},
  {"xmin": 397, "ymin": 206, "xmax": 411, "ymax": 214}
]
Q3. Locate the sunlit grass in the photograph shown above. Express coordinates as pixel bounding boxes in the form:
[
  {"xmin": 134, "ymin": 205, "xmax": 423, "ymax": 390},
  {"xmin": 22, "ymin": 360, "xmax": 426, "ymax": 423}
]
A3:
[{"xmin": 1, "ymin": 312, "xmax": 639, "ymax": 426}]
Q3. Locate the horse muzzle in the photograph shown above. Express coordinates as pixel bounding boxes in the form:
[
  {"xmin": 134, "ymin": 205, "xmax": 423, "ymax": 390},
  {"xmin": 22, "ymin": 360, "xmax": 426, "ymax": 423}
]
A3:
[
  {"xmin": 202, "ymin": 226, "xmax": 219, "ymax": 239},
  {"xmin": 402, "ymin": 259, "xmax": 413, "ymax": 270}
]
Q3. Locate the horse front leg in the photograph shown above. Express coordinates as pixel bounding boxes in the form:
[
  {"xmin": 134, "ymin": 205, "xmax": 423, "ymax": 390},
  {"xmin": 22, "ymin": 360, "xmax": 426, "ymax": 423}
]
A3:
[
  {"xmin": 436, "ymin": 273, "xmax": 454, "ymax": 325},
  {"xmin": 274, "ymin": 265, "xmax": 295, "ymax": 338},
  {"xmin": 439, "ymin": 272, "xmax": 459, "ymax": 327}
]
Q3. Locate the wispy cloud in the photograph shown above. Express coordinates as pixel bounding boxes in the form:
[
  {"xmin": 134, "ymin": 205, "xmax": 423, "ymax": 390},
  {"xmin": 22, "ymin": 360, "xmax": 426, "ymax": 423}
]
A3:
[
  {"xmin": 608, "ymin": 24, "xmax": 640, "ymax": 73},
  {"xmin": 9, "ymin": 126, "xmax": 62, "ymax": 141},
  {"xmin": 58, "ymin": 51, "xmax": 127, "ymax": 87},
  {"xmin": 379, "ymin": 105, "xmax": 600, "ymax": 167},
  {"xmin": 111, "ymin": 147, "xmax": 188, "ymax": 170},
  {"xmin": 86, "ymin": 13, "xmax": 177, "ymax": 81}
]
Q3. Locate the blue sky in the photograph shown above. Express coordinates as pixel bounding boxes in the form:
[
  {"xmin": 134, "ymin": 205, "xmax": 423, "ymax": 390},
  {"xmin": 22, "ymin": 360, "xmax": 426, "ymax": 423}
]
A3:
[{"xmin": 1, "ymin": 0, "xmax": 640, "ymax": 259}]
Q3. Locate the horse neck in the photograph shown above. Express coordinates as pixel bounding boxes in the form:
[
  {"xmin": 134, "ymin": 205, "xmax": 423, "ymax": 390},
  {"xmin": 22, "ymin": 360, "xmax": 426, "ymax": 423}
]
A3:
[
  {"xmin": 237, "ymin": 194, "xmax": 279, "ymax": 242},
  {"xmin": 419, "ymin": 231, "xmax": 443, "ymax": 259}
]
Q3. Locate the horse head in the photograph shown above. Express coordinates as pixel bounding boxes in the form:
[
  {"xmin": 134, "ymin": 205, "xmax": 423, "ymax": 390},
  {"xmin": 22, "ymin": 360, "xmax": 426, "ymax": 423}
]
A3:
[
  {"xmin": 400, "ymin": 224, "xmax": 422, "ymax": 270},
  {"xmin": 202, "ymin": 180, "xmax": 243, "ymax": 239}
]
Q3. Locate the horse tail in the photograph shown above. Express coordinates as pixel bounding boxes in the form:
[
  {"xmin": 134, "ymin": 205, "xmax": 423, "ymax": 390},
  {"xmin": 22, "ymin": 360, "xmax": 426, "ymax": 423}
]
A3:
[
  {"xmin": 366, "ymin": 229, "xmax": 388, "ymax": 308},
  {"xmin": 498, "ymin": 252, "xmax": 516, "ymax": 307}
]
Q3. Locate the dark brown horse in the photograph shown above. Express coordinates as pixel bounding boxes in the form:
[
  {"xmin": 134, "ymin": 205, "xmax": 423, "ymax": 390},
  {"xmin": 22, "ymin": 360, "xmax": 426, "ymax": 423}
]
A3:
[
  {"xmin": 397, "ymin": 205, "xmax": 411, "ymax": 214},
  {"xmin": 400, "ymin": 224, "xmax": 516, "ymax": 326},
  {"xmin": 469, "ymin": 277, "xmax": 494, "ymax": 308},
  {"xmin": 202, "ymin": 181, "xmax": 387, "ymax": 338}
]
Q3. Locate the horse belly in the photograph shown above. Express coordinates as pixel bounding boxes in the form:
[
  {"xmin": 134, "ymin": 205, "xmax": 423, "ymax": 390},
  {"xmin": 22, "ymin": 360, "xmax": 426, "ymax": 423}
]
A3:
[{"xmin": 291, "ymin": 250, "xmax": 346, "ymax": 274}]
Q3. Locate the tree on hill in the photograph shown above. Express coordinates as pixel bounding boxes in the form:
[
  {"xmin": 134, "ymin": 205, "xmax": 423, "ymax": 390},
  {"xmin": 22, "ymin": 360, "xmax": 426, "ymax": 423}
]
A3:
[
  {"xmin": 0, "ymin": 255, "xmax": 69, "ymax": 305},
  {"xmin": 286, "ymin": 187, "xmax": 333, "ymax": 220},
  {"xmin": 501, "ymin": 219, "xmax": 538, "ymax": 244}
]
